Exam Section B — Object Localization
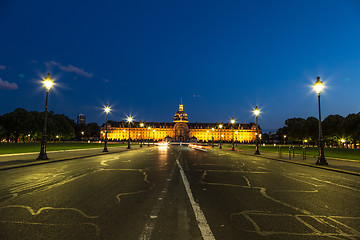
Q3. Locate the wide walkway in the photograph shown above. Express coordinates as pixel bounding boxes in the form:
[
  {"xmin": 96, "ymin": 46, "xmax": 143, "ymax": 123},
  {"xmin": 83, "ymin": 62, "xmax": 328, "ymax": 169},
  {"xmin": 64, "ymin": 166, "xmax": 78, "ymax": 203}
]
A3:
[
  {"xmin": 0, "ymin": 145, "xmax": 144, "ymax": 170},
  {"xmin": 230, "ymin": 147, "xmax": 360, "ymax": 175}
]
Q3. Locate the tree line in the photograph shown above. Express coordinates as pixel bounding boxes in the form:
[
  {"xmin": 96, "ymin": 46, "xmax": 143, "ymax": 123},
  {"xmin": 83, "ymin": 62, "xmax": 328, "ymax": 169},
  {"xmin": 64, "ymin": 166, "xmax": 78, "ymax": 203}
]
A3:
[
  {"xmin": 276, "ymin": 113, "xmax": 360, "ymax": 148},
  {"xmin": 0, "ymin": 108, "xmax": 100, "ymax": 143}
]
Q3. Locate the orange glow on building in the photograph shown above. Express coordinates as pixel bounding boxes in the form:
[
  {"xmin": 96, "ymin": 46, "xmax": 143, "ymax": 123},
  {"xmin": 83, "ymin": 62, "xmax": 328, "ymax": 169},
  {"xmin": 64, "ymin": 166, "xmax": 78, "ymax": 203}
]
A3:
[{"xmin": 100, "ymin": 102, "xmax": 260, "ymax": 143}]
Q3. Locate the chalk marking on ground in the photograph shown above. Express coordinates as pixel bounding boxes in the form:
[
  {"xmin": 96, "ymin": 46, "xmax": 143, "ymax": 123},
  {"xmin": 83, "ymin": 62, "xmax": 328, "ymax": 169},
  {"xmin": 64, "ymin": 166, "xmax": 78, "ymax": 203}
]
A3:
[
  {"xmin": 310, "ymin": 177, "xmax": 360, "ymax": 192},
  {"xmin": 138, "ymin": 166, "xmax": 175, "ymax": 240}
]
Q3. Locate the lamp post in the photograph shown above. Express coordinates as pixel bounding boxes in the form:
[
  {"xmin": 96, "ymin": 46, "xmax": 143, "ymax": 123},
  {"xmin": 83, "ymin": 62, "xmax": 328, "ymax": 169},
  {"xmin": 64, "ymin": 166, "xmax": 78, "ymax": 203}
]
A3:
[
  {"xmin": 206, "ymin": 130, "xmax": 209, "ymax": 145},
  {"xmin": 37, "ymin": 73, "xmax": 53, "ymax": 160},
  {"xmin": 341, "ymin": 138, "xmax": 345, "ymax": 148},
  {"xmin": 253, "ymin": 106, "xmax": 260, "ymax": 155},
  {"xmin": 103, "ymin": 104, "xmax": 110, "ymax": 152},
  {"xmin": 211, "ymin": 128, "xmax": 215, "ymax": 148},
  {"xmin": 140, "ymin": 123, "xmax": 144, "ymax": 147},
  {"xmin": 314, "ymin": 77, "xmax": 327, "ymax": 165},
  {"xmin": 235, "ymin": 131, "xmax": 238, "ymax": 146},
  {"xmin": 231, "ymin": 118, "xmax": 235, "ymax": 151},
  {"xmin": 219, "ymin": 124, "xmax": 223, "ymax": 149},
  {"xmin": 127, "ymin": 116, "xmax": 133, "ymax": 149},
  {"xmin": 284, "ymin": 135, "xmax": 287, "ymax": 145},
  {"xmin": 147, "ymin": 127, "xmax": 151, "ymax": 146}
]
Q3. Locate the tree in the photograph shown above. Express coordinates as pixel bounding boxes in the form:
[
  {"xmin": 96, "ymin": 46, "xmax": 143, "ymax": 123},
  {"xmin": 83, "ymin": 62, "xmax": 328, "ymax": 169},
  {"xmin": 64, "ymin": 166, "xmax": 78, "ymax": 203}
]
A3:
[
  {"xmin": 51, "ymin": 114, "xmax": 75, "ymax": 140},
  {"xmin": 276, "ymin": 126, "xmax": 288, "ymax": 143},
  {"xmin": 0, "ymin": 108, "xmax": 33, "ymax": 143},
  {"xmin": 343, "ymin": 113, "xmax": 360, "ymax": 148},
  {"xmin": 304, "ymin": 117, "xmax": 318, "ymax": 147},
  {"xmin": 28, "ymin": 111, "xmax": 43, "ymax": 141},
  {"xmin": 261, "ymin": 133, "xmax": 270, "ymax": 143},
  {"xmin": 0, "ymin": 108, "xmax": 78, "ymax": 142},
  {"xmin": 285, "ymin": 118, "xmax": 305, "ymax": 143},
  {"xmin": 86, "ymin": 123, "xmax": 100, "ymax": 139},
  {"xmin": 323, "ymin": 114, "xmax": 344, "ymax": 146}
]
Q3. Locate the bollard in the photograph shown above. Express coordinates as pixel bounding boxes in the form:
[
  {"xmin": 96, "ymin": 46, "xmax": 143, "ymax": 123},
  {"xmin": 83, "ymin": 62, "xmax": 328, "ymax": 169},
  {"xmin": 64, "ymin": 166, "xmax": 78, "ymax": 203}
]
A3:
[
  {"xmin": 303, "ymin": 146, "xmax": 306, "ymax": 160},
  {"xmin": 289, "ymin": 146, "xmax": 291, "ymax": 159},
  {"xmin": 279, "ymin": 146, "xmax": 282, "ymax": 159},
  {"xmin": 293, "ymin": 146, "xmax": 295, "ymax": 158}
]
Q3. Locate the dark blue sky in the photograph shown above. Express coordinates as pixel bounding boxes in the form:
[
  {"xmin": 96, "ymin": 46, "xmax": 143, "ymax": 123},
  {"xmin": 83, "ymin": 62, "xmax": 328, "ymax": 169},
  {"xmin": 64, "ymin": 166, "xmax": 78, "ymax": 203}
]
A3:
[{"xmin": 1, "ymin": 0, "xmax": 359, "ymax": 132}]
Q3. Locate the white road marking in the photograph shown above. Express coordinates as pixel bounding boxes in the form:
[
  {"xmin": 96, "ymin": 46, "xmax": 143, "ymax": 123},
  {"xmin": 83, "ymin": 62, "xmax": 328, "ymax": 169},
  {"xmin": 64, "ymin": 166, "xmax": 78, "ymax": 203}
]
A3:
[{"xmin": 176, "ymin": 159, "xmax": 216, "ymax": 240}]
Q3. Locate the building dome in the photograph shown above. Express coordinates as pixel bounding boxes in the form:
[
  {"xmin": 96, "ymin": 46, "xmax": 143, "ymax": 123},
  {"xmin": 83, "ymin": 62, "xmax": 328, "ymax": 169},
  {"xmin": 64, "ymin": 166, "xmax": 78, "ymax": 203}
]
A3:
[{"xmin": 174, "ymin": 101, "xmax": 188, "ymax": 123}]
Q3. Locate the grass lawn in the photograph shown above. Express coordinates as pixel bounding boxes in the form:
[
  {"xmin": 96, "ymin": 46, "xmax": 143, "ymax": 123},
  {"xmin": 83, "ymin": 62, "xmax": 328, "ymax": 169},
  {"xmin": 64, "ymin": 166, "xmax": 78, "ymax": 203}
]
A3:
[
  {"xmin": 0, "ymin": 142, "xmax": 129, "ymax": 155},
  {"xmin": 223, "ymin": 144, "xmax": 360, "ymax": 161}
]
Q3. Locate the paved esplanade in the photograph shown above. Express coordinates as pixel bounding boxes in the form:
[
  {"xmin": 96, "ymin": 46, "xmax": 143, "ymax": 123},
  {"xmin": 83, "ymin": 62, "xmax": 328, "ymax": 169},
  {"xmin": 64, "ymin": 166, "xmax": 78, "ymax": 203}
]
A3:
[{"xmin": 0, "ymin": 146, "xmax": 359, "ymax": 239}]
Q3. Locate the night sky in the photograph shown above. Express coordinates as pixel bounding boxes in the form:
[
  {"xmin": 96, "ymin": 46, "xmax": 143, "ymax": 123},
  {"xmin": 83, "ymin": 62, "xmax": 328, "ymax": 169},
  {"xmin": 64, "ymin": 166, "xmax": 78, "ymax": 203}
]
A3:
[{"xmin": 1, "ymin": 0, "xmax": 359, "ymax": 132}]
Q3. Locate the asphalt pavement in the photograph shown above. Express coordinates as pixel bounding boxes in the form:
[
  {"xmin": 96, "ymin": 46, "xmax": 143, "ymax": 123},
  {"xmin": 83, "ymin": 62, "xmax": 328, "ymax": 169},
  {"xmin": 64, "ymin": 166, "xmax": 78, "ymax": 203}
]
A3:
[{"xmin": 0, "ymin": 145, "xmax": 359, "ymax": 239}]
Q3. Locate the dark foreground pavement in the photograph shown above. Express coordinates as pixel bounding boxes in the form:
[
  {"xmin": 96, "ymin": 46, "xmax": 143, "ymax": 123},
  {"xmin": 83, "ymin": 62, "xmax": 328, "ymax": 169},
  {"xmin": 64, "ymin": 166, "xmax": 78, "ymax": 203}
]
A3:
[{"xmin": 0, "ymin": 145, "xmax": 359, "ymax": 239}]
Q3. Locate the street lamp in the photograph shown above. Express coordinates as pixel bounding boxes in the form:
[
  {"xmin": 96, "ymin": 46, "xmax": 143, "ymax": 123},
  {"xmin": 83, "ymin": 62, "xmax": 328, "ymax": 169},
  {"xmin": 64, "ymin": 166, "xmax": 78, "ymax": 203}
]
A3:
[
  {"xmin": 206, "ymin": 130, "xmax": 209, "ymax": 145},
  {"xmin": 219, "ymin": 124, "xmax": 223, "ymax": 149},
  {"xmin": 235, "ymin": 131, "xmax": 238, "ymax": 146},
  {"xmin": 103, "ymin": 104, "xmax": 110, "ymax": 152},
  {"xmin": 211, "ymin": 128, "xmax": 215, "ymax": 148},
  {"xmin": 147, "ymin": 126, "xmax": 151, "ymax": 146},
  {"xmin": 231, "ymin": 118, "xmax": 235, "ymax": 151},
  {"xmin": 253, "ymin": 106, "xmax": 260, "ymax": 155},
  {"xmin": 140, "ymin": 122, "xmax": 144, "ymax": 147},
  {"xmin": 341, "ymin": 138, "xmax": 345, "ymax": 148},
  {"xmin": 284, "ymin": 135, "xmax": 287, "ymax": 145},
  {"xmin": 37, "ymin": 73, "xmax": 53, "ymax": 160},
  {"xmin": 314, "ymin": 77, "xmax": 327, "ymax": 165},
  {"xmin": 127, "ymin": 116, "xmax": 133, "ymax": 149}
]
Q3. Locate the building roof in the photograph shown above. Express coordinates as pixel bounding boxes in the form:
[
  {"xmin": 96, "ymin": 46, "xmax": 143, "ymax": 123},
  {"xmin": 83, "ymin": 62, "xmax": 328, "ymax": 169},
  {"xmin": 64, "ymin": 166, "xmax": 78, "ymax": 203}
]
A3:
[
  {"xmin": 104, "ymin": 121, "xmax": 258, "ymax": 130},
  {"xmin": 173, "ymin": 101, "xmax": 188, "ymax": 123},
  {"xmin": 102, "ymin": 102, "xmax": 260, "ymax": 130}
]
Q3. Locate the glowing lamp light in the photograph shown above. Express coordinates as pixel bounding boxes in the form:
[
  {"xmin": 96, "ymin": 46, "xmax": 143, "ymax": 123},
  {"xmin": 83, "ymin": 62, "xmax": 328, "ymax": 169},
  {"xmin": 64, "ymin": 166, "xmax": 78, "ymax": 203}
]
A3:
[
  {"xmin": 314, "ymin": 76, "xmax": 324, "ymax": 94},
  {"xmin": 231, "ymin": 118, "xmax": 235, "ymax": 124},
  {"xmin": 212, "ymin": 128, "xmax": 214, "ymax": 131},
  {"xmin": 148, "ymin": 127, "xmax": 151, "ymax": 130},
  {"xmin": 253, "ymin": 106, "xmax": 260, "ymax": 117},
  {"xmin": 341, "ymin": 139, "xmax": 345, "ymax": 143},
  {"xmin": 219, "ymin": 124, "xmax": 223, "ymax": 129},
  {"xmin": 104, "ymin": 104, "xmax": 110, "ymax": 114},
  {"xmin": 127, "ymin": 116, "xmax": 133, "ymax": 123},
  {"xmin": 140, "ymin": 123, "xmax": 144, "ymax": 127},
  {"xmin": 43, "ymin": 73, "xmax": 53, "ymax": 91}
]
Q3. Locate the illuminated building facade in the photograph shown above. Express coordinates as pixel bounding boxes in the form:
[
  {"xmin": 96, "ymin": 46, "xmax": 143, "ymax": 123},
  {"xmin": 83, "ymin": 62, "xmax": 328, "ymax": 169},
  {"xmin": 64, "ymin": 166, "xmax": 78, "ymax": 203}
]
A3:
[{"xmin": 100, "ymin": 102, "xmax": 260, "ymax": 143}]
